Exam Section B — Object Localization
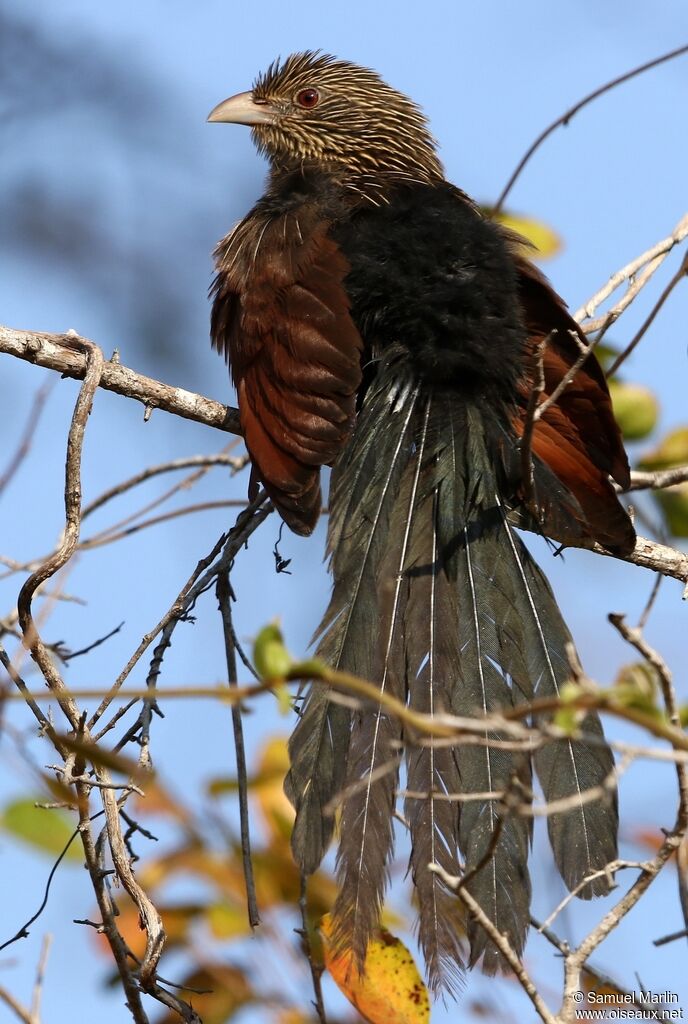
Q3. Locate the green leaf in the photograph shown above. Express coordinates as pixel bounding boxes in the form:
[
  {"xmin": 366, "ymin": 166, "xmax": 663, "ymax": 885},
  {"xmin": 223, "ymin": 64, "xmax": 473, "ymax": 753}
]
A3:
[
  {"xmin": 653, "ymin": 485, "xmax": 688, "ymax": 537},
  {"xmin": 640, "ymin": 427, "xmax": 688, "ymax": 470},
  {"xmin": 608, "ymin": 381, "xmax": 659, "ymax": 441},
  {"xmin": 1, "ymin": 798, "xmax": 82, "ymax": 861},
  {"xmin": 593, "ymin": 342, "xmax": 622, "ymax": 374},
  {"xmin": 253, "ymin": 622, "xmax": 293, "ymax": 680},
  {"xmin": 613, "ymin": 663, "xmax": 661, "ymax": 716}
]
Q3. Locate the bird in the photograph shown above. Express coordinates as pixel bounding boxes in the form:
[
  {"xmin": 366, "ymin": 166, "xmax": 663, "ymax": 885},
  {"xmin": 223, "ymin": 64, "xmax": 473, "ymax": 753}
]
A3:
[{"xmin": 208, "ymin": 52, "xmax": 635, "ymax": 993}]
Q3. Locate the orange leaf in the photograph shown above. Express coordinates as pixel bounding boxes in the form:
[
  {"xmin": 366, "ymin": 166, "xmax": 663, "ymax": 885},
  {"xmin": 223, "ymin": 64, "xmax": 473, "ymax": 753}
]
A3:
[{"xmin": 321, "ymin": 914, "xmax": 429, "ymax": 1024}]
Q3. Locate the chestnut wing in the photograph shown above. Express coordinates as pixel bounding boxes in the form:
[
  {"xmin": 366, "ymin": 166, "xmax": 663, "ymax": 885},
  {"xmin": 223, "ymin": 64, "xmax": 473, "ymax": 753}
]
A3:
[
  {"xmin": 211, "ymin": 211, "xmax": 363, "ymax": 535},
  {"xmin": 514, "ymin": 253, "xmax": 635, "ymax": 553}
]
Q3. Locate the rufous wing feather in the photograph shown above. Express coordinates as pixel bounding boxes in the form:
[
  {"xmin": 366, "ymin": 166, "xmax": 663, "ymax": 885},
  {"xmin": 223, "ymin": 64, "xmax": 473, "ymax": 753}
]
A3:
[{"xmin": 211, "ymin": 211, "xmax": 363, "ymax": 535}]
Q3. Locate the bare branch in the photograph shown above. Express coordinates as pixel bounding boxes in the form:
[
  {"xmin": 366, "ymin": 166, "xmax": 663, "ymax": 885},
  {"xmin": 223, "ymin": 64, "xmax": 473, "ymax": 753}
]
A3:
[
  {"xmin": 0, "ymin": 379, "xmax": 54, "ymax": 497},
  {"xmin": 81, "ymin": 448, "xmax": 248, "ymax": 520},
  {"xmin": 16, "ymin": 334, "xmax": 103, "ymax": 734},
  {"xmin": 628, "ymin": 465, "xmax": 688, "ymax": 491},
  {"xmin": 429, "ymin": 863, "xmax": 556, "ymax": 1024},
  {"xmin": 607, "ymin": 248, "xmax": 688, "ymax": 376},
  {"xmin": 588, "ymin": 534, "xmax": 688, "ymax": 595},
  {"xmin": 494, "ymin": 44, "xmax": 688, "ymax": 213},
  {"xmin": 0, "ymin": 984, "xmax": 33, "ymax": 1024},
  {"xmin": 0, "ymin": 324, "xmax": 240, "ymax": 436},
  {"xmin": 217, "ymin": 569, "xmax": 260, "ymax": 928},
  {"xmin": 574, "ymin": 211, "xmax": 688, "ymax": 325}
]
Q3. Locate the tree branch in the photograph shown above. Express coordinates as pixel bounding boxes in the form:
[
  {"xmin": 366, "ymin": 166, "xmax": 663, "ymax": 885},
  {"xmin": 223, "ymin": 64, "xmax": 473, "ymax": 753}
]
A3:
[
  {"xmin": 494, "ymin": 43, "xmax": 688, "ymax": 213},
  {"xmin": 0, "ymin": 325, "xmax": 240, "ymax": 435}
]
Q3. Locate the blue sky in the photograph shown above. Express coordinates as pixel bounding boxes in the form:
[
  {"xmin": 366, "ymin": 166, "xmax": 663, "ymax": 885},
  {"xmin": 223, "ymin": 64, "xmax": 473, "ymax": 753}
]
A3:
[{"xmin": 1, "ymin": 2, "xmax": 688, "ymax": 1022}]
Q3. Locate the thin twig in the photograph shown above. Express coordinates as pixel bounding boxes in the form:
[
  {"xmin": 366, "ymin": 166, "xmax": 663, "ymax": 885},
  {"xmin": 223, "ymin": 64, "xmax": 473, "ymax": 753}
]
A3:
[
  {"xmin": 429, "ymin": 863, "xmax": 556, "ymax": 1024},
  {"xmin": 217, "ymin": 569, "xmax": 260, "ymax": 928},
  {"xmin": 607, "ymin": 248, "xmax": 688, "ymax": 377},
  {"xmin": 0, "ymin": 378, "xmax": 54, "ymax": 496},
  {"xmin": 16, "ymin": 334, "xmax": 103, "ymax": 734},
  {"xmin": 654, "ymin": 926, "xmax": 688, "ymax": 947},
  {"xmin": 0, "ymin": 820, "xmax": 82, "ymax": 954},
  {"xmin": 494, "ymin": 43, "xmax": 688, "ymax": 213},
  {"xmin": 574, "ymin": 212, "xmax": 688, "ymax": 324},
  {"xmin": 0, "ymin": 985, "xmax": 32, "ymax": 1024},
  {"xmin": 609, "ymin": 613, "xmax": 688, "ymax": 947},
  {"xmin": 63, "ymin": 622, "xmax": 125, "ymax": 661},
  {"xmin": 30, "ymin": 933, "xmax": 53, "ymax": 1023},
  {"xmin": 539, "ymin": 859, "xmax": 647, "ymax": 932},
  {"xmin": 79, "ymin": 500, "xmax": 247, "ymax": 550},
  {"xmin": 88, "ymin": 532, "xmax": 228, "ymax": 730},
  {"xmin": 76, "ymin": 788, "xmax": 150, "ymax": 1023},
  {"xmin": 81, "ymin": 448, "xmax": 247, "ymax": 519},
  {"xmin": 299, "ymin": 876, "xmax": 328, "ymax": 1024}
]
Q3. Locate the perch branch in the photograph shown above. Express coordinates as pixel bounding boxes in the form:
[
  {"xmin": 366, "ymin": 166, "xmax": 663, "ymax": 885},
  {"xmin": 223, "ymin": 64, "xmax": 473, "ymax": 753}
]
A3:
[{"xmin": 0, "ymin": 325, "xmax": 240, "ymax": 435}]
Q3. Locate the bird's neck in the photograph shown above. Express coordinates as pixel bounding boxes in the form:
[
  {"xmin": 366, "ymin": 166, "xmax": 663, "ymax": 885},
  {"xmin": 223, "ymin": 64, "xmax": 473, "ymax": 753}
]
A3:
[{"xmin": 267, "ymin": 160, "xmax": 444, "ymax": 208}]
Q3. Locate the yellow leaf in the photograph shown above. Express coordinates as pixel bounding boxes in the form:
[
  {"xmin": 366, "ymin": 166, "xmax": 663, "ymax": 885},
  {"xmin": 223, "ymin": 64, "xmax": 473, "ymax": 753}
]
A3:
[
  {"xmin": 484, "ymin": 208, "xmax": 561, "ymax": 260},
  {"xmin": 255, "ymin": 736, "xmax": 295, "ymax": 837},
  {"xmin": 321, "ymin": 914, "xmax": 429, "ymax": 1024},
  {"xmin": 207, "ymin": 902, "xmax": 253, "ymax": 940}
]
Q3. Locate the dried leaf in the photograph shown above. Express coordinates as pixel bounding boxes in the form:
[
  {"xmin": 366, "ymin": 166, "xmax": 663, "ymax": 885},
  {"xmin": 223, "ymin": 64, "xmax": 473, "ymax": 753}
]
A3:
[
  {"xmin": 208, "ymin": 736, "xmax": 295, "ymax": 840},
  {"xmin": 207, "ymin": 903, "xmax": 254, "ymax": 940}
]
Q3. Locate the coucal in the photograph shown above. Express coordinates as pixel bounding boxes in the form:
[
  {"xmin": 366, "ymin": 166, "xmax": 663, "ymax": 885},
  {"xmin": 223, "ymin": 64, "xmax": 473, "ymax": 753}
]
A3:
[{"xmin": 208, "ymin": 52, "xmax": 635, "ymax": 991}]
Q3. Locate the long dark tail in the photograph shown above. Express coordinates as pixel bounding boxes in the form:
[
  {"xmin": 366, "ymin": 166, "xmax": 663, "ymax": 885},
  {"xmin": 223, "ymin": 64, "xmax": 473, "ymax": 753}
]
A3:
[{"xmin": 285, "ymin": 352, "xmax": 618, "ymax": 991}]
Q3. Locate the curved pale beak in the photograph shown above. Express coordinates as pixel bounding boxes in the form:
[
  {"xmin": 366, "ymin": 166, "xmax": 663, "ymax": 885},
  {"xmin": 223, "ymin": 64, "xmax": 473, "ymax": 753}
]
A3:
[{"xmin": 207, "ymin": 91, "xmax": 276, "ymax": 126}]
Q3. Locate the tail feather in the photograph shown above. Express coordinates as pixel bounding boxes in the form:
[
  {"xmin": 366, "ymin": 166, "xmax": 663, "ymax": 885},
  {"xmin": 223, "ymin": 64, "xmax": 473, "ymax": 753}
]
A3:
[
  {"xmin": 285, "ymin": 355, "xmax": 618, "ymax": 990},
  {"xmin": 285, "ymin": 370, "xmax": 419, "ymax": 873},
  {"xmin": 333, "ymin": 384, "xmax": 427, "ymax": 965},
  {"xmin": 404, "ymin": 425, "xmax": 466, "ymax": 994},
  {"xmin": 441, "ymin": 404, "xmax": 532, "ymax": 972},
  {"xmin": 495, "ymin": 516, "xmax": 618, "ymax": 895}
]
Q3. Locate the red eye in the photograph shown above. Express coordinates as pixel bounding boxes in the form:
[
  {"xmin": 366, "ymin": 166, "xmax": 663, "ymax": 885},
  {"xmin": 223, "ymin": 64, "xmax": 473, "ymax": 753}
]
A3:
[{"xmin": 295, "ymin": 88, "xmax": 320, "ymax": 109}]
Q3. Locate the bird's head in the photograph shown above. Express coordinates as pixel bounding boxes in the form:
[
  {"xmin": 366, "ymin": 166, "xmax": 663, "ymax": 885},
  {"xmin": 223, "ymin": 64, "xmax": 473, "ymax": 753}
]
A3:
[{"xmin": 208, "ymin": 51, "xmax": 444, "ymax": 190}]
